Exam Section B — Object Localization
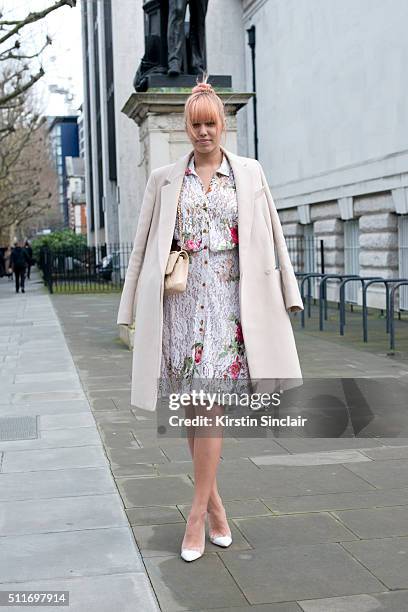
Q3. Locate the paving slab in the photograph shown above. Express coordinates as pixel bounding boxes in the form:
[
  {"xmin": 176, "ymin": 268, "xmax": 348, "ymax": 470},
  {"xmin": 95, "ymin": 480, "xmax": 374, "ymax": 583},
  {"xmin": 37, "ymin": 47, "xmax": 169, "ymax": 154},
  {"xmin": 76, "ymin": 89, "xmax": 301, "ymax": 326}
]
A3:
[
  {"xmin": 361, "ymin": 445, "xmax": 408, "ymax": 460},
  {"xmin": 263, "ymin": 488, "xmax": 408, "ymax": 514},
  {"xmin": 342, "ymin": 537, "xmax": 408, "ymax": 589},
  {"xmin": 107, "ymin": 445, "xmax": 169, "ymax": 465},
  {"xmin": 274, "ymin": 439, "xmax": 385, "ymax": 453},
  {"xmin": 40, "ymin": 412, "xmax": 96, "ymax": 429},
  {"xmin": 250, "ymin": 450, "xmax": 372, "ymax": 467},
  {"xmin": 0, "ymin": 493, "xmax": 128, "ymax": 536},
  {"xmin": 0, "ymin": 467, "xmax": 116, "ymax": 501},
  {"xmin": 126, "ymin": 505, "xmax": 185, "ymax": 526},
  {"xmin": 178, "ymin": 499, "xmax": 273, "ymax": 520},
  {"xmin": 0, "ymin": 573, "xmax": 159, "ymax": 612},
  {"xmin": 198, "ymin": 605, "xmax": 302, "ymax": 612},
  {"xmin": 333, "ymin": 505, "xmax": 408, "ymax": 539},
  {"xmin": 233, "ymin": 513, "xmax": 357, "ymax": 548},
  {"xmin": 344, "ymin": 458, "xmax": 408, "ymax": 488},
  {"xmin": 0, "ymin": 527, "xmax": 144, "ymax": 583},
  {"xmin": 2, "ymin": 444, "xmax": 108, "ymax": 472},
  {"xmin": 217, "ymin": 464, "xmax": 376, "ymax": 500},
  {"xmin": 0, "ymin": 426, "xmax": 102, "ymax": 451},
  {"xmin": 218, "ymin": 544, "xmax": 383, "ymax": 604},
  {"xmin": 144, "ymin": 553, "xmax": 249, "ymax": 611},
  {"xmin": 298, "ymin": 590, "xmax": 408, "ymax": 611},
  {"xmin": 117, "ymin": 474, "xmax": 194, "ymax": 507}
]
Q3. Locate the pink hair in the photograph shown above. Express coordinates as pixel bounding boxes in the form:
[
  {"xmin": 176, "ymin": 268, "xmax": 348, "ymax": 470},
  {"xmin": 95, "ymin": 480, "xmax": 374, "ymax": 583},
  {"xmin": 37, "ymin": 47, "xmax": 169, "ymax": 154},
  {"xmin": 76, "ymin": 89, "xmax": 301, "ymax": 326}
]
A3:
[{"xmin": 184, "ymin": 72, "xmax": 226, "ymax": 142}]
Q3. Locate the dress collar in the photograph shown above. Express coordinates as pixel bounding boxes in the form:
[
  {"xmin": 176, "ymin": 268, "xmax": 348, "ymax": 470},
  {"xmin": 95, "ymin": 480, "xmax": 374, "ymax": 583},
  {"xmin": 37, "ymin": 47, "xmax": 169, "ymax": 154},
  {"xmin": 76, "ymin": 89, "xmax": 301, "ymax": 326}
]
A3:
[{"xmin": 186, "ymin": 152, "xmax": 230, "ymax": 177}]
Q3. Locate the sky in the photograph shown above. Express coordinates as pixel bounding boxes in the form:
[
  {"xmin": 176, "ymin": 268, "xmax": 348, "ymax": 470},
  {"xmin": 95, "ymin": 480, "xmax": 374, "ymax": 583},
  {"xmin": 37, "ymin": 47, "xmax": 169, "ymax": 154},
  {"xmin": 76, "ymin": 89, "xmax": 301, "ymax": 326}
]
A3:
[{"xmin": 1, "ymin": 0, "xmax": 83, "ymax": 116}]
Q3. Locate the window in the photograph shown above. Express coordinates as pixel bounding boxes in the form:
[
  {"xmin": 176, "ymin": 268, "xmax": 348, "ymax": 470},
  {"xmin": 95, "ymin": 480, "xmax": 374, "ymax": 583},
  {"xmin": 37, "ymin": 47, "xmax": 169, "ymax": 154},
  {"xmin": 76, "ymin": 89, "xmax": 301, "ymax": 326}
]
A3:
[
  {"xmin": 344, "ymin": 219, "xmax": 360, "ymax": 303},
  {"xmin": 398, "ymin": 215, "xmax": 408, "ymax": 310}
]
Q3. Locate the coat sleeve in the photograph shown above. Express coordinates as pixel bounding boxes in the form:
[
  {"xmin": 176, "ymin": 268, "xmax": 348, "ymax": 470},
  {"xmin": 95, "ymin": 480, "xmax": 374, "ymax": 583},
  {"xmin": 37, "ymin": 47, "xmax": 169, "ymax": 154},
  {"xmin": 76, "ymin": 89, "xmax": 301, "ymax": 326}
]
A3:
[
  {"xmin": 117, "ymin": 170, "xmax": 157, "ymax": 325},
  {"xmin": 256, "ymin": 160, "xmax": 304, "ymax": 311}
]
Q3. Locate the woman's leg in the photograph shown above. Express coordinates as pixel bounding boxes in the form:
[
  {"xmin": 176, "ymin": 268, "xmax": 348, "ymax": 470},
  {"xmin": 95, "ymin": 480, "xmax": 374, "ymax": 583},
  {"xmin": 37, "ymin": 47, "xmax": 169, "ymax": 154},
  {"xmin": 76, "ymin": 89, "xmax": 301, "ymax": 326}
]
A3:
[
  {"xmin": 185, "ymin": 403, "xmax": 228, "ymax": 525},
  {"xmin": 182, "ymin": 402, "xmax": 227, "ymax": 550}
]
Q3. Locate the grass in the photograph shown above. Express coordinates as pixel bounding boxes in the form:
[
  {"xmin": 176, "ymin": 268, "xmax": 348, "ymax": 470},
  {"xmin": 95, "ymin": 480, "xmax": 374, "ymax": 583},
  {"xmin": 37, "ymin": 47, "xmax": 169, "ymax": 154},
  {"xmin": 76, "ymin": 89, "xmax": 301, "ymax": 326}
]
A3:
[{"xmin": 50, "ymin": 284, "xmax": 122, "ymax": 295}]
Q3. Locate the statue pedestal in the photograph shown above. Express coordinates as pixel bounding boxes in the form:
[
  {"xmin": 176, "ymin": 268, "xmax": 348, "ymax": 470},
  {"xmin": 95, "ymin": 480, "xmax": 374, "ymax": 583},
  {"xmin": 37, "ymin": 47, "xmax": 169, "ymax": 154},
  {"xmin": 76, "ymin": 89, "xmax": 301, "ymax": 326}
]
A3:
[{"xmin": 122, "ymin": 89, "xmax": 253, "ymax": 179}]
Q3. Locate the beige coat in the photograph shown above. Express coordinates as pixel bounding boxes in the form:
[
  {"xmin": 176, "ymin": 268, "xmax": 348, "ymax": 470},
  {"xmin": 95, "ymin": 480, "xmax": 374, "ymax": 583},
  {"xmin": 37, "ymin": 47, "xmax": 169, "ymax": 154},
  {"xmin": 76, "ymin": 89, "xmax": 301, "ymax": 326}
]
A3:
[{"xmin": 117, "ymin": 145, "xmax": 304, "ymax": 411}]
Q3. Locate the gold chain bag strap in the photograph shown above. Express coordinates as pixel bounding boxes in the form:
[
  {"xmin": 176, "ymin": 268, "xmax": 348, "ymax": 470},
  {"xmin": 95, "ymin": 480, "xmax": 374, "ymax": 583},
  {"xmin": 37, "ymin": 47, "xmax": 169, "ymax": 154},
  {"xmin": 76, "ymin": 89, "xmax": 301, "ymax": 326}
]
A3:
[{"xmin": 164, "ymin": 183, "xmax": 189, "ymax": 295}]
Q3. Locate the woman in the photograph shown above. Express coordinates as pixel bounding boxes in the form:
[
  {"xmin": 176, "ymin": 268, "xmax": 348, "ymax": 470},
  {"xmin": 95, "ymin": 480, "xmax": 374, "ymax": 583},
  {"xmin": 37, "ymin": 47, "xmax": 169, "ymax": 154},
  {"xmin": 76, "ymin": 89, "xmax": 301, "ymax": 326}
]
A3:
[{"xmin": 117, "ymin": 74, "xmax": 304, "ymax": 562}]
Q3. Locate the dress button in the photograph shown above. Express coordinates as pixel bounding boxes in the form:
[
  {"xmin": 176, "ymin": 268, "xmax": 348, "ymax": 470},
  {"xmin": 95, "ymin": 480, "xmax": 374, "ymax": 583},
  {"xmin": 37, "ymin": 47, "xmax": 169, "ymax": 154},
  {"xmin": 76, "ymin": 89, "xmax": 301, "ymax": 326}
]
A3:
[
  {"xmin": 204, "ymin": 245, "xmax": 208, "ymax": 250},
  {"xmin": 204, "ymin": 260, "xmax": 208, "ymax": 264},
  {"xmin": 202, "ymin": 282, "xmax": 206, "ymax": 287},
  {"xmin": 200, "ymin": 305, "xmax": 204, "ymax": 309}
]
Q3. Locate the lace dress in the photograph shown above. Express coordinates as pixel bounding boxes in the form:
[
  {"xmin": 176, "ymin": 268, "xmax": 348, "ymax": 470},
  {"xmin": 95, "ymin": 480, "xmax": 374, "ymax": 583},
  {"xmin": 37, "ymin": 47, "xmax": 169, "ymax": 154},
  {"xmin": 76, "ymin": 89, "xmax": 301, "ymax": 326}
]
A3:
[{"xmin": 158, "ymin": 152, "xmax": 251, "ymax": 402}]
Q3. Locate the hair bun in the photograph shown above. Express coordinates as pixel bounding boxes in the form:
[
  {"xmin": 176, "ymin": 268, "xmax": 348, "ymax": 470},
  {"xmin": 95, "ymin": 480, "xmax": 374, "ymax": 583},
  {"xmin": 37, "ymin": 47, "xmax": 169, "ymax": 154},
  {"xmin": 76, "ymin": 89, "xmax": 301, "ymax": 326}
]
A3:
[{"xmin": 192, "ymin": 81, "xmax": 214, "ymax": 94}]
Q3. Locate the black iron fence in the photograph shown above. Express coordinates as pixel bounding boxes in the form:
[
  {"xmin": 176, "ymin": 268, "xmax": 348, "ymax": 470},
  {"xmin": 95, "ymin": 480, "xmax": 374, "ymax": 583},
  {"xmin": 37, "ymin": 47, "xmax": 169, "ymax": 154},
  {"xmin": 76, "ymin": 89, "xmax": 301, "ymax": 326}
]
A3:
[
  {"xmin": 39, "ymin": 243, "xmax": 133, "ymax": 293},
  {"xmin": 38, "ymin": 237, "xmax": 324, "ymax": 294}
]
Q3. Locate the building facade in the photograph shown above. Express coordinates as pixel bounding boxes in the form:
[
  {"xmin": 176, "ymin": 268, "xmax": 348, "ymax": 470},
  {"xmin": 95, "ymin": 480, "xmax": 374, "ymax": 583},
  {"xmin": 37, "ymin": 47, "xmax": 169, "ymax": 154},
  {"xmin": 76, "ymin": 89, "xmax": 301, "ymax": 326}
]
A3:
[
  {"xmin": 48, "ymin": 116, "xmax": 80, "ymax": 228},
  {"xmin": 81, "ymin": 0, "xmax": 408, "ymax": 309},
  {"xmin": 66, "ymin": 156, "xmax": 87, "ymax": 235}
]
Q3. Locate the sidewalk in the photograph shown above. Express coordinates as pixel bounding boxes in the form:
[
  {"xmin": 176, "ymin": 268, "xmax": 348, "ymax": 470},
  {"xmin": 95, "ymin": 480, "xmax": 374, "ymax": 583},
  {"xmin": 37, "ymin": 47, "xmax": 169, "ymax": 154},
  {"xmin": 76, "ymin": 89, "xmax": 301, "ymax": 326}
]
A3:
[
  {"xmin": 0, "ymin": 269, "xmax": 159, "ymax": 612},
  {"xmin": 49, "ymin": 283, "xmax": 408, "ymax": 611},
  {"xmin": 2, "ymin": 269, "xmax": 408, "ymax": 611}
]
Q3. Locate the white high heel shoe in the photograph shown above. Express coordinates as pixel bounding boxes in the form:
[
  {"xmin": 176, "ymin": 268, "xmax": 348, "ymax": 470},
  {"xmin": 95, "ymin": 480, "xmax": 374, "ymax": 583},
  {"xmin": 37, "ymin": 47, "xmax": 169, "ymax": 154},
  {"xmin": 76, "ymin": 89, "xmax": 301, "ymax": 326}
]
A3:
[
  {"xmin": 209, "ymin": 533, "xmax": 232, "ymax": 547},
  {"xmin": 208, "ymin": 508, "xmax": 232, "ymax": 548},
  {"xmin": 180, "ymin": 512, "xmax": 206, "ymax": 562},
  {"xmin": 180, "ymin": 547, "xmax": 204, "ymax": 562}
]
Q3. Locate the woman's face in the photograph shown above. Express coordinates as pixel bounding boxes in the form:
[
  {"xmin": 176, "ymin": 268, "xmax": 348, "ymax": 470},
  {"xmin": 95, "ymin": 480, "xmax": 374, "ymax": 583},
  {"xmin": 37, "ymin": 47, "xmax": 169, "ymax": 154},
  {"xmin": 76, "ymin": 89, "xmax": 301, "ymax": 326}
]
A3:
[{"xmin": 190, "ymin": 119, "xmax": 221, "ymax": 154}]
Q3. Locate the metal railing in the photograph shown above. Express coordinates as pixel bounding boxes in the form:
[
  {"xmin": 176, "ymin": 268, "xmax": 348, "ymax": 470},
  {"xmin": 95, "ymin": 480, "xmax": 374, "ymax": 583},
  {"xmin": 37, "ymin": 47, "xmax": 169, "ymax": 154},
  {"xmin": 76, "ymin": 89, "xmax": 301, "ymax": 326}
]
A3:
[
  {"xmin": 295, "ymin": 271, "xmax": 408, "ymax": 350},
  {"xmin": 38, "ymin": 236, "xmax": 324, "ymax": 294},
  {"xmin": 38, "ymin": 243, "xmax": 133, "ymax": 293}
]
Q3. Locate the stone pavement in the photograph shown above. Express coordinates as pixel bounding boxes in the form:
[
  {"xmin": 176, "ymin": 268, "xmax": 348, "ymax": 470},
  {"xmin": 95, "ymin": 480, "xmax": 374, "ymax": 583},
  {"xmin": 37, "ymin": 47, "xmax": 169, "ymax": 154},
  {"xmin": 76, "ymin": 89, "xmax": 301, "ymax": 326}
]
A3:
[
  {"xmin": 48, "ymin": 283, "xmax": 408, "ymax": 611},
  {"xmin": 2, "ymin": 268, "xmax": 408, "ymax": 611},
  {"xmin": 0, "ymin": 269, "xmax": 159, "ymax": 612}
]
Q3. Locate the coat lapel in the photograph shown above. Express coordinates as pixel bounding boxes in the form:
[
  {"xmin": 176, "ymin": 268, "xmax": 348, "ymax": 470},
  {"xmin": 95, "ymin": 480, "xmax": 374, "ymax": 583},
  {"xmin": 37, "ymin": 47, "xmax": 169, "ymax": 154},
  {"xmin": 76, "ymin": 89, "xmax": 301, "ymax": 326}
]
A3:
[{"xmin": 158, "ymin": 145, "xmax": 254, "ymax": 273}]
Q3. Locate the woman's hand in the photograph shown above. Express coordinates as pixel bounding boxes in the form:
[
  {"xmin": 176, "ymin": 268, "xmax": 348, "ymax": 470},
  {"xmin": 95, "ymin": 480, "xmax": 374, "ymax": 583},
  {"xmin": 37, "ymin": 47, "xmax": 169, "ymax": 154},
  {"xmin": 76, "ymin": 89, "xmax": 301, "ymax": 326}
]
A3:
[{"xmin": 288, "ymin": 305, "xmax": 303, "ymax": 313}]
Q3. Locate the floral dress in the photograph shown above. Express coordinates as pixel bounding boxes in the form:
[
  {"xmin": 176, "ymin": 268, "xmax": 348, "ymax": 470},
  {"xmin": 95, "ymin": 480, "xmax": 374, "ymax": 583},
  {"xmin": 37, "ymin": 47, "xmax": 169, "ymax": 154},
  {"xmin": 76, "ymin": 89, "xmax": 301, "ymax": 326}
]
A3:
[{"xmin": 158, "ymin": 152, "xmax": 250, "ymax": 400}]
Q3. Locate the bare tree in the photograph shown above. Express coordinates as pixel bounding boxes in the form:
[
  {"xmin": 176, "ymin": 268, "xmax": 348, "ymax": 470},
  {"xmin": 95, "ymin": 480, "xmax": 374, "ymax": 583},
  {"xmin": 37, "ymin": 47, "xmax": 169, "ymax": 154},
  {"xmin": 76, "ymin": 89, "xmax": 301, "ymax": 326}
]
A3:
[
  {"xmin": 0, "ymin": 0, "xmax": 77, "ymax": 243},
  {"xmin": 0, "ymin": 1, "xmax": 77, "ymax": 108},
  {"xmin": 0, "ymin": 93, "xmax": 61, "ymax": 242}
]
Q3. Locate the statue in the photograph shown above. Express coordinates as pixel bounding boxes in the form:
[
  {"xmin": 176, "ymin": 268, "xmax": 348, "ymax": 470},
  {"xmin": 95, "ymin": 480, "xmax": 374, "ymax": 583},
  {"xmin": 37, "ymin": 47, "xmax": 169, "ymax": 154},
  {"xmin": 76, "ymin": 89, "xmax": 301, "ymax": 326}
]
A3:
[
  {"xmin": 134, "ymin": 0, "xmax": 209, "ymax": 91},
  {"xmin": 168, "ymin": 0, "xmax": 209, "ymax": 76}
]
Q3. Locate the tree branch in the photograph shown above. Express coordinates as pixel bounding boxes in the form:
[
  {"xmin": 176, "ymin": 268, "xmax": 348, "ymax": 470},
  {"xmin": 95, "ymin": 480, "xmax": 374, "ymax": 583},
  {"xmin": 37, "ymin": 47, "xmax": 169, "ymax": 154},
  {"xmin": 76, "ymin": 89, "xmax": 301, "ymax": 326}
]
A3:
[
  {"xmin": 0, "ymin": 1, "xmax": 76, "ymax": 46},
  {"xmin": 0, "ymin": 66, "xmax": 44, "ymax": 107}
]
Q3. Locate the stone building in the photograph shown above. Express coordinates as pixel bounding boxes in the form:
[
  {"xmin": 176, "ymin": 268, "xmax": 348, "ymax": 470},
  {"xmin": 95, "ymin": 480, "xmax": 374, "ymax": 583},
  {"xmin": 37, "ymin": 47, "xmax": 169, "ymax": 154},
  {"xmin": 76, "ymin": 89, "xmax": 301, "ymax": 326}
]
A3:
[{"xmin": 81, "ymin": 0, "xmax": 408, "ymax": 309}]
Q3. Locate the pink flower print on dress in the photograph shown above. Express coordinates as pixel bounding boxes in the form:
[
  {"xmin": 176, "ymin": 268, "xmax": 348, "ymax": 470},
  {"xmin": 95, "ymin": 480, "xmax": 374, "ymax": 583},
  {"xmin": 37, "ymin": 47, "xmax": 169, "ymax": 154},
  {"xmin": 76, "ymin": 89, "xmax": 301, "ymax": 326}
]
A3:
[
  {"xmin": 185, "ymin": 167, "xmax": 193, "ymax": 176},
  {"xmin": 230, "ymin": 225, "xmax": 239, "ymax": 245},
  {"xmin": 194, "ymin": 342, "xmax": 203, "ymax": 364},
  {"xmin": 228, "ymin": 356, "xmax": 242, "ymax": 379},
  {"xmin": 185, "ymin": 238, "xmax": 202, "ymax": 251}
]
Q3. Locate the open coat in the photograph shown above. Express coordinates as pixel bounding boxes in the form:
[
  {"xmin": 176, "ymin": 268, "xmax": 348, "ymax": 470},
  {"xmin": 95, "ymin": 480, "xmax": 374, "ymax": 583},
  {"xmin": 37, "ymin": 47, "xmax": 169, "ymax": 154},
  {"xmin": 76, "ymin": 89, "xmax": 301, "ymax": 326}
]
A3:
[{"xmin": 117, "ymin": 145, "xmax": 304, "ymax": 411}]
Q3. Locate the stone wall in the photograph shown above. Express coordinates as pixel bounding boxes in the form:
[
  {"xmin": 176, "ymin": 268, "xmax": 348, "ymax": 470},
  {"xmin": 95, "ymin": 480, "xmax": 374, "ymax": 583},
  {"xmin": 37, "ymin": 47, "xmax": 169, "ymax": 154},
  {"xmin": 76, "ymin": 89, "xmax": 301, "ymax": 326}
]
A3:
[{"xmin": 279, "ymin": 192, "xmax": 404, "ymax": 309}]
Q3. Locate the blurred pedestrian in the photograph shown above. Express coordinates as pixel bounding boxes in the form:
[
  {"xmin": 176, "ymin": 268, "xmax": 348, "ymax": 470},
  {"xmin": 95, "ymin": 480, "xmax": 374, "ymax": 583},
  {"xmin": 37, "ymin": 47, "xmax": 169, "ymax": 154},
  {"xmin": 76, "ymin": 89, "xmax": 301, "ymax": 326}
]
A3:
[{"xmin": 10, "ymin": 240, "xmax": 30, "ymax": 293}]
